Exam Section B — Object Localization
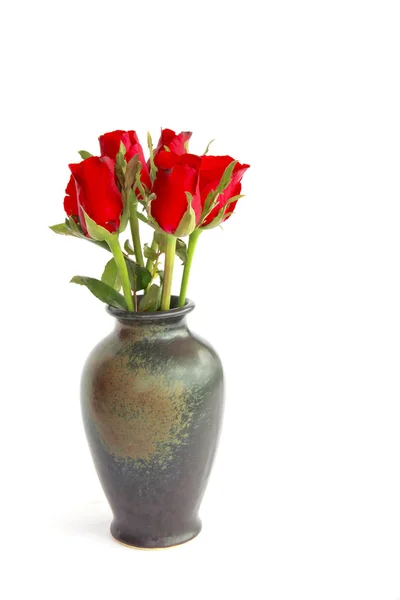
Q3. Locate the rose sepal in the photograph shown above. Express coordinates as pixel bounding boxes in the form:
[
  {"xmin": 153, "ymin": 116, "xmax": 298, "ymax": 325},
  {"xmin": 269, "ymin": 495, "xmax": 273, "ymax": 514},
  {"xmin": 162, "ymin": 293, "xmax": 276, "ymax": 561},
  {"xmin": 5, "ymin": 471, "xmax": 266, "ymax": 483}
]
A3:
[
  {"xmin": 173, "ymin": 192, "xmax": 197, "ymax": 237},
  {"xmin": 200, "ymin": 194, "xmax": 245, "ymax": 230},
  {"xmin": 199, "ymin": 160, "xmax": 238, "ymax": 223},
  {"xmin": 83, "ymin": 210, "xmax": 116, "ymax": 242}
]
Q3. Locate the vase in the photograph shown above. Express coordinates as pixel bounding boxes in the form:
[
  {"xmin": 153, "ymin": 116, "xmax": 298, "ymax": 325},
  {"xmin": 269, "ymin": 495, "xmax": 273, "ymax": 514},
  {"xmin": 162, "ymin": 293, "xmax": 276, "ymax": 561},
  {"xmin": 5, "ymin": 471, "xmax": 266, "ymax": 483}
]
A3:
[{"xmin": 80, "ymin": 297, "xmax": 224, "ymax": 549}]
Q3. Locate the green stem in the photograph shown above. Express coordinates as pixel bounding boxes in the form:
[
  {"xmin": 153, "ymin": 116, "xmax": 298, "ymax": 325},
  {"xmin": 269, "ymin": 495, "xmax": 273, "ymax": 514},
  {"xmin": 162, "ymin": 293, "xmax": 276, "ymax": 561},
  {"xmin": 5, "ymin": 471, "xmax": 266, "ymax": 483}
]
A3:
[
  {"xmin": 107, "ymin": 235, "xmax": 134, "ymax": 312},
  {"xmin": 161, "ymin": 234, "xmax": 176, "ymax": 311},
  {"xmin": 178, "ymin": 229, "xmax": 201, "ymax": 306},
  {"xmin": 129, "ymin": 209, "xmax": 144, "ymax": 267}
]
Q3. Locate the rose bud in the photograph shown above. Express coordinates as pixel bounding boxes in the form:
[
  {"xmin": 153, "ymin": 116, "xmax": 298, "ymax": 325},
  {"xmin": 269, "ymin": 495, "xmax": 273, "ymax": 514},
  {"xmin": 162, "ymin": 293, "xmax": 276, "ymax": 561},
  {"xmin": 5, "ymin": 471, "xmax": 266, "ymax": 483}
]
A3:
[
  {"xmin": 99, "ymin": 130, "xmax": 151, "ymax": 191},
  {"xmin": 149, "ymin": 151, "xmax": 202, "ymax": 236},
  {"xmin": 199, "ymin": 156, "xmax": 250, "ymax": 228},
  {"xmin": 68, "ymin": 156, "xmax": 123, "ymax": 236},
  {"xmin": 155, "ymin": 128, "xmax": 192, "ymax": 155}
]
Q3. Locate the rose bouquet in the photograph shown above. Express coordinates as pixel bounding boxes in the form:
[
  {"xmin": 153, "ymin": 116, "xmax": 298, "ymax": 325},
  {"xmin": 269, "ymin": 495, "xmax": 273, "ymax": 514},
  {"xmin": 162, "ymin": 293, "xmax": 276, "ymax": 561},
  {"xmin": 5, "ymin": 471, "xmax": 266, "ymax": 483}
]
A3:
[{"xmin": 51, "ymin": 128, "xmax": 249, "ymax": 311}]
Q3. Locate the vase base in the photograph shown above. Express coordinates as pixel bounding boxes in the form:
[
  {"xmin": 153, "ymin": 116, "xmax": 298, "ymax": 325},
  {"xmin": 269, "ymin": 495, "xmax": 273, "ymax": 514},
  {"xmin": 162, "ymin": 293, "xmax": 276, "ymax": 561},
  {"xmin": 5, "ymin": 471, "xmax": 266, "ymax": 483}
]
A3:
[{"xmin": 110, "ymin": 520, "xmax": 202, "ymax": 550}]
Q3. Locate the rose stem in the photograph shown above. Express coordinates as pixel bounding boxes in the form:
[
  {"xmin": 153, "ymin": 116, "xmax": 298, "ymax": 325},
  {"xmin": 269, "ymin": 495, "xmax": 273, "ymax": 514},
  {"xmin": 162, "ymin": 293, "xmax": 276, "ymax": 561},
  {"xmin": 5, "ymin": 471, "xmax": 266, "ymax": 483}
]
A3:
[
  {"xmin": 129, "ymin": 208, "xmax": 144, "ymax": 267},
  {"xmin": 161, "ymin": 234, "xmax": 176, "ymax": 310},
  {"xmin": 178, "ymin": 229, "xmax": 201, "ymax": 306},
  {"xmin": 107, "ymin": 235, "xmax": 134, "ymax": 311}
]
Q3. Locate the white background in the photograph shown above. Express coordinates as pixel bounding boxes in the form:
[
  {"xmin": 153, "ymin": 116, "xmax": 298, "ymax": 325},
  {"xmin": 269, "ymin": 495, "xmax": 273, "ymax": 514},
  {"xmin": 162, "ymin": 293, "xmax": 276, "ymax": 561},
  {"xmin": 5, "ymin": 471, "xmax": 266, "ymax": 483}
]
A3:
[{"xmin": 1, "ymin": 1, "xmax": 400, "ymax": 598}]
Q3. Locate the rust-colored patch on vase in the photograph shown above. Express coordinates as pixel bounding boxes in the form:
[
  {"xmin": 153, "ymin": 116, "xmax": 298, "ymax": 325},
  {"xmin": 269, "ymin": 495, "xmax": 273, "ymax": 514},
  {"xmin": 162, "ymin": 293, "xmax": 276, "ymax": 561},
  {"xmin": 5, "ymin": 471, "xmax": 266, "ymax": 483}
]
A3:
[{"xmin": 89, "ymin": 353, "xmax": 191, "ymax": 462}]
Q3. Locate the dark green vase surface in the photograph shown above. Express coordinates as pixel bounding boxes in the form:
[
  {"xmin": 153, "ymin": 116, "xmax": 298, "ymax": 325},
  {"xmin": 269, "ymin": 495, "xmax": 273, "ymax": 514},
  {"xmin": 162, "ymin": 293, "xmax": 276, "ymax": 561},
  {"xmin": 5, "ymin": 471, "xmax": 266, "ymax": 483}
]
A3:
[{"xmin": 81, "ymin": 297, "xmax": 224, "ymax": 549}]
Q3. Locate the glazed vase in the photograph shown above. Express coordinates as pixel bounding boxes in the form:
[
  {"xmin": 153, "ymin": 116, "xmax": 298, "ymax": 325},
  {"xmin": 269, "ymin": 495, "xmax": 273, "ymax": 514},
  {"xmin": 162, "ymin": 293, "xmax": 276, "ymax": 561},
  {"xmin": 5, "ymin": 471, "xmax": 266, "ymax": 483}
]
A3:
[{"xmin": 80, "ymin": 297, "xmax": 224, "ymax": 549}]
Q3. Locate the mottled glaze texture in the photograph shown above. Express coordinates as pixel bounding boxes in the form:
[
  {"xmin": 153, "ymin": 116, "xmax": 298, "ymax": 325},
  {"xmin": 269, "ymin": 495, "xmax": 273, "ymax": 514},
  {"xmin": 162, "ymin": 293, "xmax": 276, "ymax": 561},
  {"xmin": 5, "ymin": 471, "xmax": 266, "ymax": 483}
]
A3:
[{"xmin": 81, "ymin": 298, "xmax": 224, "ymax": 548}]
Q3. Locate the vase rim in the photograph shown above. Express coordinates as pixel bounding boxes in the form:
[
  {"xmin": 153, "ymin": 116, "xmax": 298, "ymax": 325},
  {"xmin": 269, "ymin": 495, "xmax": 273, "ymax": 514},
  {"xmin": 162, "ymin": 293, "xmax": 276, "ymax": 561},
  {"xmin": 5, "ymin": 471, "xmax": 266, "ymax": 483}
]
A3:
[{"xmin": 106, "ymin": 296, "xmax": 195, "ymax": 322}]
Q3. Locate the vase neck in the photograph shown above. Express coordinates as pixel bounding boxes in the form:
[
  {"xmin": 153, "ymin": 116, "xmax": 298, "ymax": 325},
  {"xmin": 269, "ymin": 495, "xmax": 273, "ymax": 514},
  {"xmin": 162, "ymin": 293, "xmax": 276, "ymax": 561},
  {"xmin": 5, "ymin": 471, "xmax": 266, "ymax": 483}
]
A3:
[{"xmin": 107, "ymin": 296, "xmax": 195, "ymax": 334}]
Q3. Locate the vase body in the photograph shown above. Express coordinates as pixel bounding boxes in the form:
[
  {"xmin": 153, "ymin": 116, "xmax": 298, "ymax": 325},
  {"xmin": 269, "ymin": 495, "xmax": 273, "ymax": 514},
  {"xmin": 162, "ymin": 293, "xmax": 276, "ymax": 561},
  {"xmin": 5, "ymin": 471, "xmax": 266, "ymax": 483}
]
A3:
[{"xmin": 80, "ymin": 299, "xmax": 224, "ymax": 549}]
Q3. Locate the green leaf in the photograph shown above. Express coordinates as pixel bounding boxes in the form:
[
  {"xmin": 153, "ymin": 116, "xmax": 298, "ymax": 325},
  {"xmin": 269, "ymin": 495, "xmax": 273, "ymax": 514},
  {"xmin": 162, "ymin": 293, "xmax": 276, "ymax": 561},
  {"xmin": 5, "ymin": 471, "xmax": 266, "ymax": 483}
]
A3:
[
  {"xmin": 201, "ymin": 195, "xmax": 245, "ymax": 230},
  {"xmin": 114, "ymin": 142, "xmax": 127, "ymax": 188},
  {"xmin": 83, "ymin": 211, "xmax": 113, "ymax": 242},
  {"xmin": 49, "ymin": 222, "xmax": 74, "ymax": 235},
  {"xmin": 215, "ymin": 160, "xmax": 237, "ymax": 195},
  {"xmin": 200, "ymin": 189, "xmax": 218, "ymax": 222},
  {"xmin": 226, "ymin": 194, "xmax": 244, "ymax": 205},
  {"xmin": 124, "ymin": 239, "xmax": 135, "ymax": 255},
  {"xmin": 125, "ymin": 154, "xmax": 139, "ymax": 190},
  {"xmin": 101, "ymin": 258, "xmax": 121, "ymax": 291},
  {"xmin": 136, "ymin": 210, "xmax": 148, "ymax": 224},
  {"xmin": 119, "ymin": 188, "xmax": 134, "ymax": 235},
  {"xmin": 51, "ymin": 218, "xmax": 112, "ymax": 249},
  {"xmin": 174, "ymin": 192, "xmax": 196, "ymax": 237},
  {"xmin": 68, "ymin": 216, "xmax": 80, "ymax": 233},
  {"xmin": 139, "ymin": 284, "xmax": 160, "ymax": 312},
  {"xmin": 147, "ymin": 131, "xmax": 157, "ymax": 183},
  {"xmin": 143, "ymin": 243, "xmax": 158, "ymax": 262},
  {"xmin": 175, "ymin": 238, "xmax": 188, "ymax": 265},
  {"xmin": 125, "ymin": 258, "xmax": 152, "ymax": 291},
  {"xmin": 78, "ymin": 150, "xmax": 93, "ymax": 160},
  {"xmin": 135, "ymin": 163, "xmax": 147, "ymax": 200},
  {"xmin": 70, "ymin": 276, "xmax": 127, "ymax": 309},
  {"xmin": 118, "ymin": 141, "xmax": 127, "ymax": 158},
  {"xmin": 154, "ymin": 232, "xmax": 166, "ymax": 252},
  {"xmin": 203, "ymin": 139, "xmax": 215, "ymax": 155}
]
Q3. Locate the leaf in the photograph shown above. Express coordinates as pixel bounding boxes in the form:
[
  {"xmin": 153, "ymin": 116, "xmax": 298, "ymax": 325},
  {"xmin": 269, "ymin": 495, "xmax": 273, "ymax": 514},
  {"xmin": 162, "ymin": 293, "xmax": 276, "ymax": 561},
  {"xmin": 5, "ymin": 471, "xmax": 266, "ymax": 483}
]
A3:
[
  {"xmin": 83, "ymin": 211, "xmax": 113, "ymax": 242},
  {"xmin": 49, "ymin": 222, "xmax": 74, "ymax": 235},
  {"xmin": 51, "ymin": 218, "xmax": 111, "ymax": 249},
  {"xmin": 68, "ymin": 216, "xmax": 80, "ymax": 233},
  {"xmin": 201, "ymin": 195, "xmax": 245, "ymax": 230},
  {"xmin": 125, "ymin": 154, "xmax": 139, "ymax": 190},
  {"xmin": 226, "ymin": 193, "xmax": 244, "ymax": 205},
  {"xmin": 174, "ymin": 192, "xmax": 196, "ymax": 237},
  {"xmin": 101, "ymin": 258, "xmax": 121, "ymax": 291},
  {"xmin": 154, "ymin": 232, "xmax": 166, "ymax": 252},
  {"xmin": 215, "ymin": 160, "xmax": 237, "ymax": 195},
  {"xmin": 70, "ymin": 276, "xmax": 127, "ymax": 309},
  {"xmin": 143, "ymin": 243, "xmax": 158, "ymax": 262},
  {"xmin": 118, "ymin": 141, "xmax": 127, "ymax": 158},
  {"xmin": 175, "ymin": 238, "xmax": 188, "ymax": 265},
  {"xmin": 139, "ymin": 284, "xmax": 160, "ymax": 312},
  {"xmin": 125, "ymin": 258, "xmax": 152, "ymax": 291},
  {"xmin": 124, "ymin": 239, "xmax": 135, "ymax": 255},
  {"xmin": 135, "ymin": 163, "xmax": 147, "ymax": 200},
  {"xmin": 203, "ymin": 139, "xmax": 215, "ymax": 155},
  {"xmin": 78, "ymin": 150, "xmax": 93, "ymax": 160},
  {"xmin": 119, "ymin": 187, "xmax": 136, "ymax": 235},
  {"xmin": 147, "ymin": 131, "xmax": 157, "ymax": 182},
  {"xmin": 136, "ymin": 210, "xmax": 148, "ymax": 224},
  {"xmin": 114, "ymin": 142, "xmax": 127, "ymax": 188}
]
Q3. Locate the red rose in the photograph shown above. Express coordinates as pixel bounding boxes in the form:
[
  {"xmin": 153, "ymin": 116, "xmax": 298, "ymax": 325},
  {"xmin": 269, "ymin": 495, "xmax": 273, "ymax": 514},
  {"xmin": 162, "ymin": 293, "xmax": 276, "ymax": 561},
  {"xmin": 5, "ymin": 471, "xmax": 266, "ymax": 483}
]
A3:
[
  {"xmin": 68, "ymin": 156, "xmax": 123, "ymax": 235},
  {"xmin": 150, "ymin": 151, "xmax": 202, "ymax": 235},
  {"xmin": 155, "ymin": 129, "xmax": 192, "ymax": 155},
  {"xmin": 199, "ymin": 156, "xmax": 250, "ymax": 227},
  {"xmin": 99, "ymin": 130, "xmax": 151, "ymax": 190}
]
